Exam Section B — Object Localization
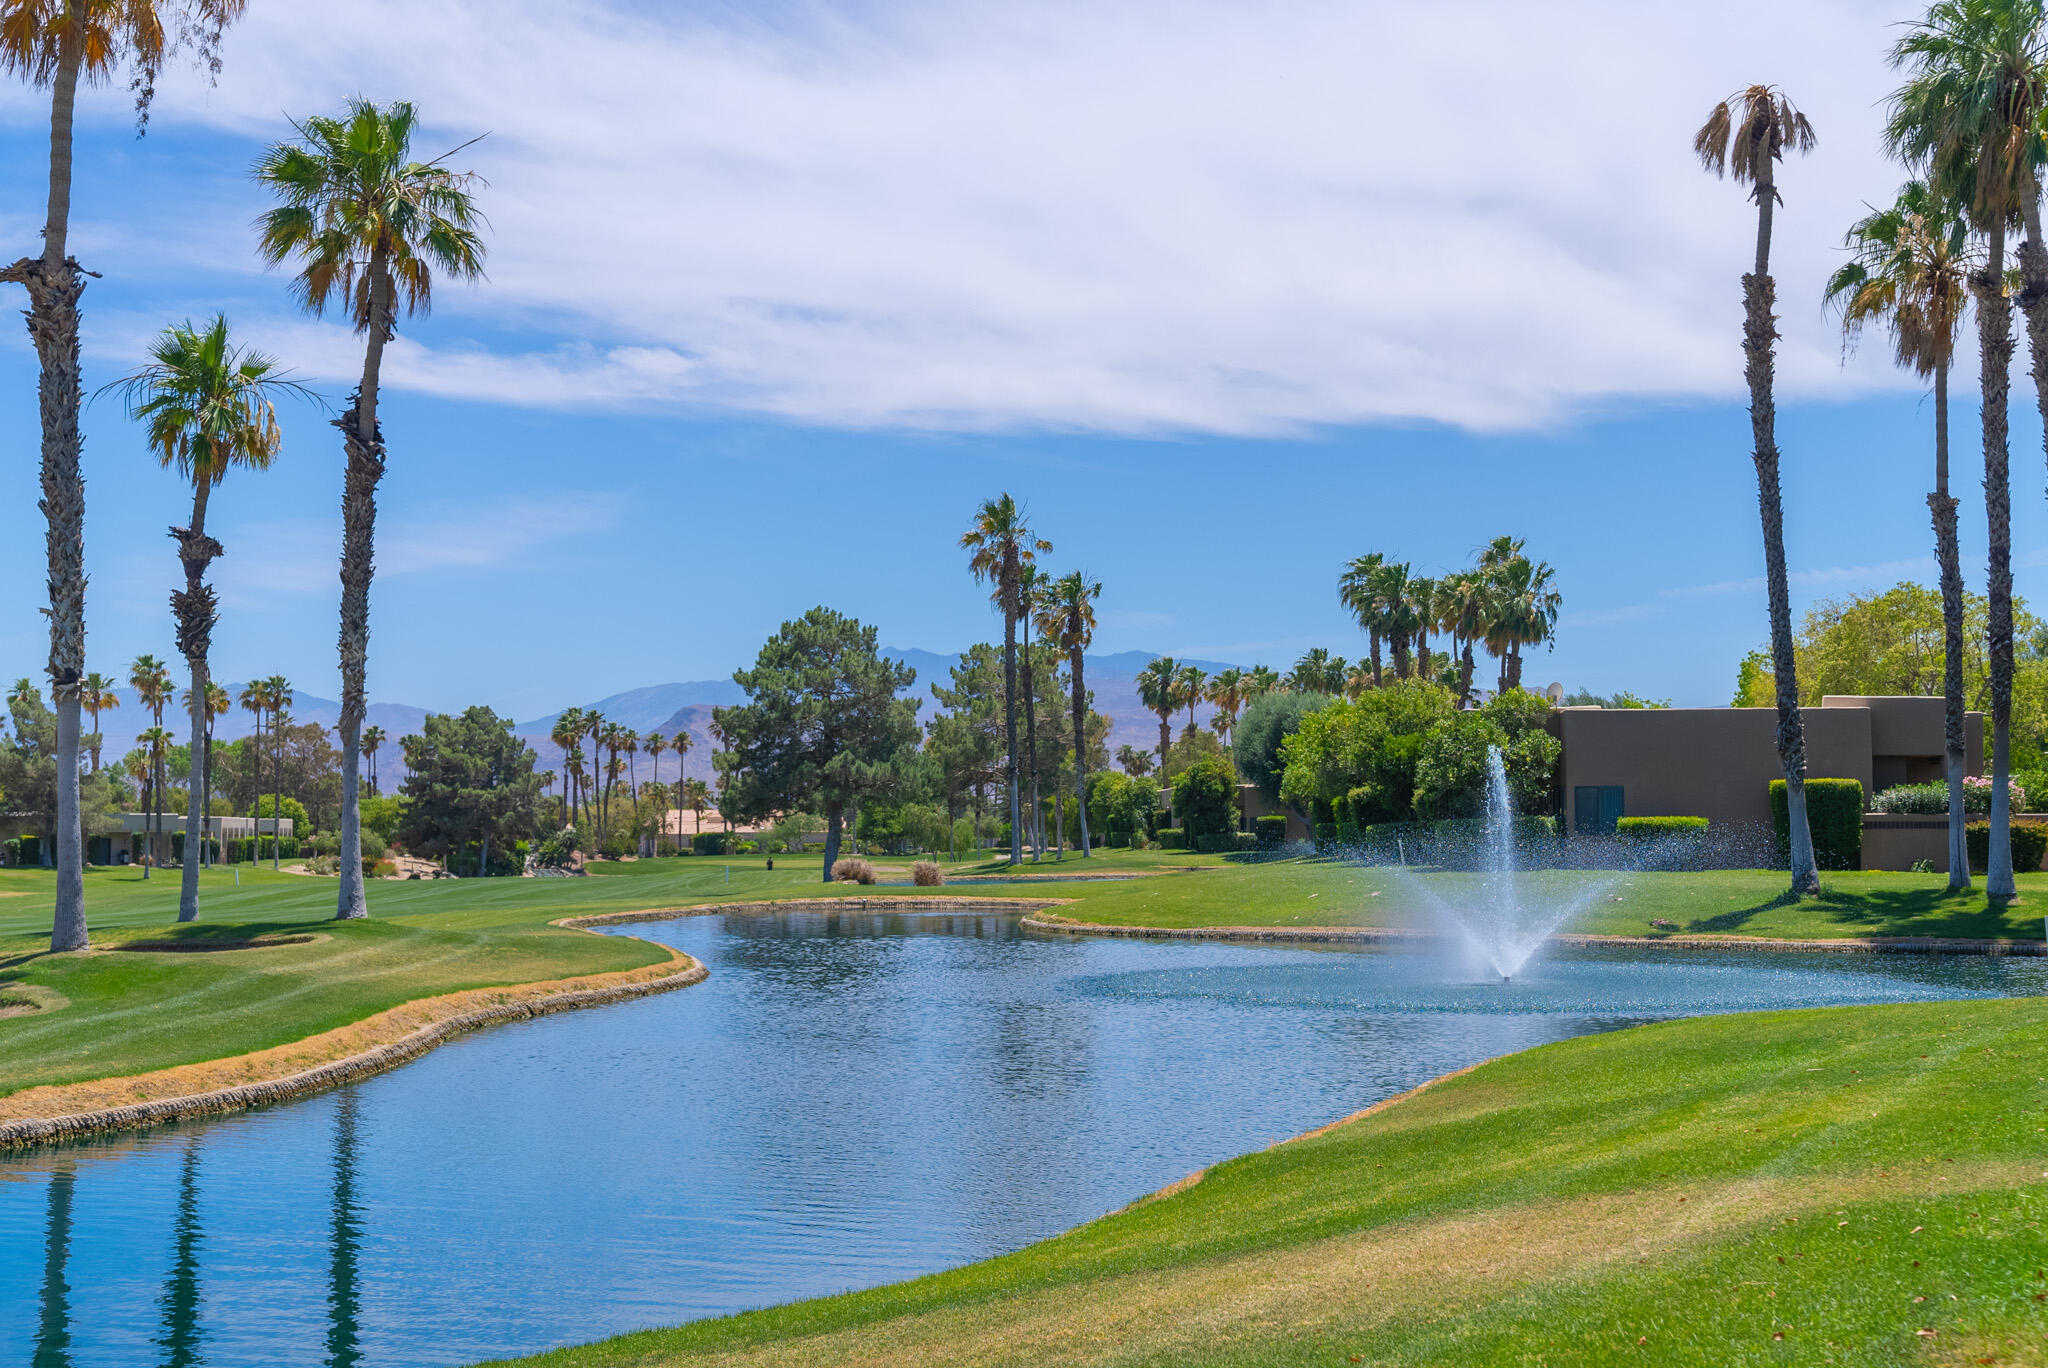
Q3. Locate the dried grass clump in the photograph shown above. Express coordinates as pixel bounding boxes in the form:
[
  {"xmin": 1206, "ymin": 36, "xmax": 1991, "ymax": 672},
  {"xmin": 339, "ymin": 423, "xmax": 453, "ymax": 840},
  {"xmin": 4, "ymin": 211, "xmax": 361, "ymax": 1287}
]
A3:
[
  {"xmin": 832, "ymin": 857, "xmax": 877, "ymax": 885},
  {"xmin": 912, "ymin": 860, "xmax": 943, "ymax": 887}
]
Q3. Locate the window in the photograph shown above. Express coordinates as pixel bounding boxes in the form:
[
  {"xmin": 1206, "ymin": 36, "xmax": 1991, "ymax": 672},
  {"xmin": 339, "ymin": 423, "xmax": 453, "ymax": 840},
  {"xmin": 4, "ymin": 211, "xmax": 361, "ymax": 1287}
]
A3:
[{"xmin": 1574, "ymin": 786, "xmax": 1625, "ymax": 832}]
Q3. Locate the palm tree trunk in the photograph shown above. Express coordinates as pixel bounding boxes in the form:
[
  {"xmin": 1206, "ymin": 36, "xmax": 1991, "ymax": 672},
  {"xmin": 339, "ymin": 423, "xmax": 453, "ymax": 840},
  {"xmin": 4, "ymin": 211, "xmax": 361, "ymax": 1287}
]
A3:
[
  {"xmin": 334, "ymin": 252, "xmax": 393, "ymax": 920},
  {"xmin": 1002, "ymin": 603, "xmax": 1022, "ymax": 866},
  {"xmin": 1021, "ymin": 620, "xmax": 1040, "ymax": 859},
  {"xmin": 173, "ymin": 480, "xmax": 221, "ymax": 922},
  {"xmin": 821, "ymin": 798, "xmax": 843, "ymax": 881},
  {"xmin": 3, "ymin": 2, "xmax": 90, "ymax": 950},
  {"xmin": 1745, "ymin": 158, "xmax": 1819, "ymax": 897},
  {"xmin": 1930, "ymin": 357, "xmax": 1969, "ymax": 890},
  {"xmin": 1979, "ymin": 217, "xmax": 2017, "ymax": 900},
  {"xmin": 1458, "ymin": 638, "xmax": 1475, "ymax": 707},
  {"xmin": 1156, "ymin": 713, "xmax": 1170, "ymax": 776},
  {"xmin": 1071, "ymin": 642, "xmax": 1091, "ymax": 858},
  {"xmin": 1368, "ymin": 631, "xmax": 1382, "ymax": 688}
]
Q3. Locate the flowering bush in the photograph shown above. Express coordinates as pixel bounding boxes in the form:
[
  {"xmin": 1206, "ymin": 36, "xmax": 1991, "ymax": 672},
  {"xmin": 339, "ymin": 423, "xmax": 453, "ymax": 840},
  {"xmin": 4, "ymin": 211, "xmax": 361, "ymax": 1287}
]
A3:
[{"xmin": 1871, "ymin": 778, "xmax": 2021, "ymax": 815}]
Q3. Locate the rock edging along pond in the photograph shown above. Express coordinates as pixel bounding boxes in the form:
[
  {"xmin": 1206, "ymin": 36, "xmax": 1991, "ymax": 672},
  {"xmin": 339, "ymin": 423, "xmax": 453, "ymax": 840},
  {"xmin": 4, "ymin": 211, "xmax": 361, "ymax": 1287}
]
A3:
[
  {"xmin": 0, "ymin": 936, "xmax": 707, "ymax": 1150},
  {"xmin": 1018, "ymin": 913, "xmax": 2048, "ymax": 956},
  {"xmin": 0, "ymin": 897, "xmax": 1071, "ymax": 1151}
]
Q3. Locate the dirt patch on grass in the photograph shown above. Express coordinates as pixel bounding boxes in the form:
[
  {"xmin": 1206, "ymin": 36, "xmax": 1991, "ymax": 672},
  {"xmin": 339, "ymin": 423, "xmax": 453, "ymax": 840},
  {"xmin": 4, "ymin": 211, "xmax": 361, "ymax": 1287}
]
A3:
[
  {"xmin": 0, "ymin": 936, "xmax": 702, "ymax": 1132},
  {"xmin": 102, "ymin": 933, "xmax": 323, "ymax": 954},
  {"xmin": 0, "ymin": 985, "xmax": 67, "ymax": 1019},
  {"xmin": 669, "ymin": 1165, "xmax": 2039, "ymax": 1368}
]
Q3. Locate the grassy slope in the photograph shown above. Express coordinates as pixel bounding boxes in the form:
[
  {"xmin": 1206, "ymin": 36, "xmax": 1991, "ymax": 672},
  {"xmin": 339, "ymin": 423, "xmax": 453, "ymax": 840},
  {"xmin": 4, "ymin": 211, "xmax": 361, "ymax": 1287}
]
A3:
[{"xmin": 490, "ymin": 996, "xmax": 2048, "ymax": 1368}]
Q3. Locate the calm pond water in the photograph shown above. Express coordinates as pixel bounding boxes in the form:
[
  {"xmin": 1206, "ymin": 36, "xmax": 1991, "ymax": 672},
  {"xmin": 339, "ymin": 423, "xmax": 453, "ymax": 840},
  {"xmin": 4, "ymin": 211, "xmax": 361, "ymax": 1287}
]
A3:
[{"xmin": 2, "ymin": 908, "xmax": 2041, "ymax": 1368}]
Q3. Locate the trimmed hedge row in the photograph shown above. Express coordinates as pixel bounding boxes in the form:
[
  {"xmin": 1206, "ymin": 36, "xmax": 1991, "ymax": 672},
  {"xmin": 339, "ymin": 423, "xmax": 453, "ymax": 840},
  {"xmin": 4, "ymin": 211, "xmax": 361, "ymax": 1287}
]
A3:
[
  {"xmin": 1195, "ymin": 832, "xmax": 1259, "ymax": 853},
  {"xmin": 1770, "ymin": 778, "xmax": 1863, "ymax": 871},
  {"xmin": 1158, "ymin": 828, "xmax": 1186, "ymax": 850},
  {"xmin": 1966, "ymin": 821, "xmax": 2048, "ymax": 874},
  {"xmin": 1255, "ymin": 815, "xmax": 1288, "ymax": 848},
  {"xmin": 1616, "ymin": 816, "xmax": 1708, "ymax": 839}
]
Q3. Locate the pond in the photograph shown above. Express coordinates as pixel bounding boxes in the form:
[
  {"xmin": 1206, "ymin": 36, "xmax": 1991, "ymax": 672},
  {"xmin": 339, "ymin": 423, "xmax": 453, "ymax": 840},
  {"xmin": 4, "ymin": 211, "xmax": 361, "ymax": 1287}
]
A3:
[{"xmin": 2, "ymin": 909, "xmax": 2041, "ymax": 1367}]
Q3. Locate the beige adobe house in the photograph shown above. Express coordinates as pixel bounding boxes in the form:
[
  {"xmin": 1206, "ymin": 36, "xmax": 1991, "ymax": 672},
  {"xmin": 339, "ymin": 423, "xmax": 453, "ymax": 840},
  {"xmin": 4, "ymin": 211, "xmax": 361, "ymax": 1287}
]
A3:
[{"xmin": 1549, "ymin": 695, "xmax": 1986, "ymax": 870}]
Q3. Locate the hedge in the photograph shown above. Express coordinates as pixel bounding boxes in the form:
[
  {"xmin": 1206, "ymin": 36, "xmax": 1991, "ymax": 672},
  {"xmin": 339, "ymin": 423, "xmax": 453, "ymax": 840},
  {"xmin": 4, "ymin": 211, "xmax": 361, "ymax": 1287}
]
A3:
[
  {"xmin": 1770, "ymin": 777, "xmax": 1863, "ymax": 871},
  {"xmin": 17, "ymin": 835, "xmax": 40, "ymax": 867},
  {"xmin": 692, "ymin": 832, "xmax": 729, "ymax": 856},
  {"xmin": 1965, "ymin": 821, "xmax": 2048, "ymax": 875},
  {"xmin": 1255, "ymin": 815, "xmax": 1289, "ymax": 848},
  {"xmin": 229, "ymin": 836, "xmax": 301, "ymax": 863},
  {"xmin": 1195, "ymin": 832, "xmax": 1259, "ymax": 853},
  {"xmin": 1616, "ymin": 816, "xmax": 1708, "ymax": 840},
  {"xmin": 1313, "ymin": 822, "xmax": 1340, "ymax": 848},
  {"xmin": 1157, "ymin": 828, "xmax": 1187, "ymax": 850}
]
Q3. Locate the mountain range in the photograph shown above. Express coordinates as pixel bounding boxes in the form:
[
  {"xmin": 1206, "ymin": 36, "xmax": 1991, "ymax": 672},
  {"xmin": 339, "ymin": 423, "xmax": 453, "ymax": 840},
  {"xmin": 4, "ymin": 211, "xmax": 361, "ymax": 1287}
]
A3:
[{"xmin": 85, "ymin": 649, "xmax": 1248, "ymax": 789}]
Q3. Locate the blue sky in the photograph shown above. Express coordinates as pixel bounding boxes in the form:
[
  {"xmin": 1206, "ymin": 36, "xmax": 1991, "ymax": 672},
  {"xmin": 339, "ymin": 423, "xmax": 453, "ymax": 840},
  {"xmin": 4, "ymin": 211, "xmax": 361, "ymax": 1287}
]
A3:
[{"xmin": 5, "ymin": 0, "xmax": 2047, "ymax": 718}]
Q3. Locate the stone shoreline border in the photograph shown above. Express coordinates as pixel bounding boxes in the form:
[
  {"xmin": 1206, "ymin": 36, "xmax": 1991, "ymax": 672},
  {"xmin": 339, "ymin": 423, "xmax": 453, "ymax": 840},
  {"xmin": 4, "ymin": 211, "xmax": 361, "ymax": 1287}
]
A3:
[
  {"xmin": 1017, "ymin": 913, "xmax": 2048, "ymax": 956},
  {"xmin": 0, "ymin": 895, "xmax": 1073, "ymax": 1152}
]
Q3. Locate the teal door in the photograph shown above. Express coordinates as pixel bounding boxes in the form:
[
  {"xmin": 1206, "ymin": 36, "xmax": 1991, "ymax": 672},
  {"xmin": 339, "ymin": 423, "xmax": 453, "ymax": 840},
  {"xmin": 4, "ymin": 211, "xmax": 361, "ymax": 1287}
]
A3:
[{"xmin": 1574, "ymin": 786, "xmax": 1625, "ymax": 832}]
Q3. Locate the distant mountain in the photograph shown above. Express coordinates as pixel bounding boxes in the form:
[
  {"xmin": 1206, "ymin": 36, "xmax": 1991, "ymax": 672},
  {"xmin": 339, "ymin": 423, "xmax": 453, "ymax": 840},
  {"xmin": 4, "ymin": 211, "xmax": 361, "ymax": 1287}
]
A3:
[{"xmin": 516, "ymin": 680, "xmax": 746, "ymax": 736}]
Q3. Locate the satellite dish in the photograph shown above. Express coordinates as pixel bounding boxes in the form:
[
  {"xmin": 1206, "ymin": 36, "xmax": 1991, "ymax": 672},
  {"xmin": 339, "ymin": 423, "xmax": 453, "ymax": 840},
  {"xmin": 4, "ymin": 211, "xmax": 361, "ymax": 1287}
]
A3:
[{"xmin": 1545, "ymin": 682, "xmax": 1565, "ymax": 704}]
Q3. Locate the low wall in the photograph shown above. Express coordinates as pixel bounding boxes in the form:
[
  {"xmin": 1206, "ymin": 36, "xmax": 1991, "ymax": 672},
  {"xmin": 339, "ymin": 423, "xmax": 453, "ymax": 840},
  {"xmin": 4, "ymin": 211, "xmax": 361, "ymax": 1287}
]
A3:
[{"xmin": 1860, "ymin": 811, "xmax": 2048, "ymax": 872}]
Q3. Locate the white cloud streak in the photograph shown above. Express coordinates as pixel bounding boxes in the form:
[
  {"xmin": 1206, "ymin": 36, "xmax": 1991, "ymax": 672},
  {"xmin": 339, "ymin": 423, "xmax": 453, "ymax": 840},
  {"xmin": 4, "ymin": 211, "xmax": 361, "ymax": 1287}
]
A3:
[{"xmin": 7, "ymin": 0, "xmax": 1928, "ymax": 435}]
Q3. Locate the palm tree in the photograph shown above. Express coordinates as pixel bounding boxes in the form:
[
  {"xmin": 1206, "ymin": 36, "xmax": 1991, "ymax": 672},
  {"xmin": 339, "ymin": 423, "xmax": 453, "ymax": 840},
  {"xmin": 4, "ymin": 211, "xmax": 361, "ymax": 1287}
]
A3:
[
  {"xmin": 1171, "ymin": 663, "xmax": 1206, "ymax": 739},
  {"xmin": 238, "ymin": 679, "xmax": 266, "ymax": 860},
  {"xmin": 1367, "ymin": 562, "xmax": 1418, "ymax": 679},
  {"xmin": 960, "ymin": 493, "xmax": 1051, "ymax": 866},
  {"xmin": 1436, "ymin": 570, "xmax": 1493, "ymax": 708},
  {"xmin": 137, "ymin": 725, "xmax": 173, "ymax": 870},
  {"xmin": 362, "ymin": 724, "xmax": 385, "ymax": 797},
  {"xmin": 1037, "ymin": 571, "xmax": 1101, "ymax": 858},
  {"xmin": 1696, "ymin": 84, "xmax": 1821, "ymax": 898},
  {"xmin": 262, "ymin": 675, "xmax": 292, "ymax": 870},
  {"xmin": 1289, "ymin": 648, "xmax": 1346, "ymax": 695},
  {"xmin": 1135, "ymin": 655, "xmax": 1178, "ymax": 778},
  {"xmin": 3, "ymin": 0, "xmax": 250, "ymax": 951},
  {"xmin": 1245, "ymin": 665, "xmax": 1282, "ymax": 698},
  {"xmin": 1825, "ymin": 181, "xmax": 1975, "ymax": 887},
  {"xmin": 198, "ymin": 681, "xmax": 227, "ymax": 865},
  {"xmin": 80, "ymin": 671, "xmax": 117, "ymax": 772},
  {"xmin": 113, "ymin": 314, "xmax": 295, "ymax": 921},
  {"xmin": 551, "ymin": 707, "xmax": 585, "ymax": 825},
  {"xmin": 129, "ymin": 655, "xmax": 171, "ymax": 876},
  {"xmin": 1484, "ymin": 556, "xmax": 1562, "ymax": 692},
  {"xmin": 1207, "ymin": 668, "xmax": 1247, "ymax": 741},
  {"xmin": 681, "ymin": 777, "xmax": 711, "ymax": 845},
  {"xmin": 622, "ymin": 728, "xmax": 641, "ymax": 802},
  {"xmin": 1115, "ymin": 744, "xmax": 1155, "ymax": 777},
  {"xmin": 1337, "ymin": 552, "xmax": 1387, "ymax": 686},
  {"xmin": 597, "ymin": 720, "xmax": 626, "ymax": 843},
  {"xmin": 1406, "ymin": 576, "xmax": 1438, "ymax": 680},
  {"xmin": 1015, "ymin": 563, "xmax": 1050, "ymax": 857},
  {"xmin": 1888, "ymin": 3, "xmax": 2043, "ymax": 901},
  {"xmin": 255, "ymin": 98, "xmax": 487, "ymax": 921}
]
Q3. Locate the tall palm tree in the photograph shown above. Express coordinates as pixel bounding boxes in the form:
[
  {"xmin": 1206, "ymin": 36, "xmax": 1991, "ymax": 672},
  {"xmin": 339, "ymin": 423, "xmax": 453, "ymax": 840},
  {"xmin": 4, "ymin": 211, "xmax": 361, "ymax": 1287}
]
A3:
[
  {"xmin": 551, "ymin": 707, "xmax": 585, "ymax": 826},
  {"xmin": 1826, "ymin": 181, "xmax": 1976, "ymax": 887},
  {"xmin": 1368, "ymin": 562, "xmax": 1418, "ymax": 679},
  {"xmin": 1245, "ymin": 665, "xmax": 1281, "ymax": 698},
  {"xmin": 667, "ymin": 729, "xmax": 693, "ymax": 850},
  {"xmin": 130, "ymin": 655, "xmax": 171, "ymax": 876},
  {"xmin": 1436, "ymin": 570, "xmax": 1493, "ymax": 708},
  {"xmin": 1037, "ymin": 571, "xmax": 1101, "ymax": 858},
  {"xmin": 261, "ymin": 674, "xmax": 292, "ymax": 870},
  {"xmin": 960, "ymin": 493, "xmax": 1051, "ymax": 866},
  {"xmin": 197, "ymin": 680, "xmax": 227, "ymax": 865},
  {"xmin": 255, "ymin": 98, "xmax": 487, "ymax": 921},
  {"xmin": 1174, "ymin": 664, "xmax": 1208, "ymax": 736},
  {"xmin": 80, "ymin": 670, "xmax": 117, "ymax": 772},
  {"xmin": 1483, "ymin": 555, "xmax": 1562, "ymax": 693},
  {"xmin": 583, "ymin": 709, "xmax": 607, "ymax": 836},
  {"xmin": 1115, "ymin": 744, "xmax": 1155, "ymax": 778},
  {"xmin": 1207, "ymin": 668, "xmax": 1247, "ymax": 741},
  {"xmin": 1337, "ymin": 552, "xmax": 1387, "ymax": 686},
  {"xmin": 362, "ymin": 724, "xmax": 384, "ymax": 797},
  {"xmin": 1405, "ymin": 576, "xmax": 1438, "ymax": 680},
  {"xmin": 238, "ymin": 679, "xmax": 266, "ymax": 860},
  {"xmin": 136, "ymin": 724, "xmax": 172, "ymax": 870},
  {"xmin": 622, "ymin": 728, "xmax": 641, "ymax": 802},
  {"xmin": 1696, "ymin": 84, "xmax": 1822, "ymax": 898},
  {"xmin": 3, "ymin": 0, "xmax": 249, "ymax": 951},
  {"xmin": 1889, "ymin": 2, "xmax": 2043, "ymax": 901},
  {"xmin": 681, "ymin": 777, "xmax": 710, "ymax": 844},
  {"xmin": 597, "ymin": 720, "xmax": 626, "ymax": 843},
  {"xmin": 1135, "ymin": 655, "xmax": 1178, "ymax": 778},
  {"xmin": 1015, "ymin": 562, "xmax": 1049, "ymax": 857},
  {"xmin": 113, "ymin": 314, "xmax": 294, "ymax": 921}
]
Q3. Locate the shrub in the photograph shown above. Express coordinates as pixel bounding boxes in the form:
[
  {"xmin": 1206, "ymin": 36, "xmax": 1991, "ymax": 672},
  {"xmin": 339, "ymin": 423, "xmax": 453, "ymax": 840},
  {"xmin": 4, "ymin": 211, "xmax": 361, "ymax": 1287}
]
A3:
[
  {"xmin": 912, "ymin": 860, "xmax": 943, "ymax": 887},
  {"xmin": 1106, "ymin": 829, "xmax": 1132, "ymax": 848},
  {"xmin": 1770, "ymin": 778, "xmax": 1863, "ymax": 871},
  {"xmin": 535, "ymin": 826, "xmax": 581, "ymax": 868},
  {"xmin": 832, "ymin": 857, "xmax": 876, "ymax": 884},
  {"xmin": 17, "ymin": 835, "xmax": 39, "ymax": 867},
  {"xmin": 1873, "ymin": 779, "xmax": 2018, "ymax": 815},
  {"xmin": 1965, "ymin": 821, "xmax": 2048, "ymax": 874},
  {"xmin": 1157, "ymin": 828, "xmax": 1186, "ymax": 850},
  {"xmin": 370, "ymin": 859, "xmax": 398, "ymax": 878},
  {"xmin": 734, "ymin": 840, "xmax": 758, "ymax": 855},
  {"xmin": 1255, "ymin": 814, "xmax": 1289, "ymax": 849},
  {"xmin": 1616, "ymin": 816, "xmax": 1708, "ymax": 839},
  {"xmin": 2, "ymin": 837, "xmax": 19, "ymax": 867},
  {"xmin": 305, "ymin": 854, "xmax": 341, "ymax": 876},
  {"xmin": 2015, "ymin": 770, "xmax": 2048, "ymax": 812},
  {"xmin": 692, "ymin": 831, "xmax": 728, "ymax": 856},
  {"xmin": 1197, "ymin": 832, "xmax": 1258, "ymax": 853},
  {"xmin": 1173, "ymin": 755, "xmax": 1240, "ymax": 838}
]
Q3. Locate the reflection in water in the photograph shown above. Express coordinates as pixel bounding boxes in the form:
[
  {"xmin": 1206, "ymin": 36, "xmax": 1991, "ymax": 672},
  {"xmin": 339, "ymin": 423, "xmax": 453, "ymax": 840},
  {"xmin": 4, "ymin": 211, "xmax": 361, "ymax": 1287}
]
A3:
[
  {"xmin": 33, "ymin": 1167, "xmax": 73, "ymax": 1368},
  {"xmin": 155, "ymin": 1143, "xmax": 205, "ymax": 1367},
  {"xmin": 328, "ymin": 1090, "xmax": 364, "ymax": 1368}
]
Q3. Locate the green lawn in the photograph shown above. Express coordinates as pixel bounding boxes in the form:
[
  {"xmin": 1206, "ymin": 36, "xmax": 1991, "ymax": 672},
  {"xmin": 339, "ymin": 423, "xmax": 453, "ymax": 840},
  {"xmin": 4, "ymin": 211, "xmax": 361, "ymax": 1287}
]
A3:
[{"xmin": 487, "ymin": 995, "xmax": 2048, "ymax": 1367}]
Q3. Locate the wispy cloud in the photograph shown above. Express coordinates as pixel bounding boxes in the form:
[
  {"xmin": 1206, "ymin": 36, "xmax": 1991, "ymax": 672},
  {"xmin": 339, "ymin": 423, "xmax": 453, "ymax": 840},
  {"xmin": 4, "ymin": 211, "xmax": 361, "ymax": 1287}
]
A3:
[
  {"xmin": 1564, "ymin": 555, "xmax": 1940, "ymax": 632},
  {"xmin": 8, "ymin": 0, "xmax": 1920, "ymax": 436}
]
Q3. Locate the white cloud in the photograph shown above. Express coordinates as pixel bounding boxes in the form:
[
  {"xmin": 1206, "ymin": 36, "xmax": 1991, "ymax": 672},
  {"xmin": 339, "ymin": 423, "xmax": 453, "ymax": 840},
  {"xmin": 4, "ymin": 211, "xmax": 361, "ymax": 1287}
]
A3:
[{"xmin": 8, "ymin": 0, "xmax": 1931, "ymax": 434}]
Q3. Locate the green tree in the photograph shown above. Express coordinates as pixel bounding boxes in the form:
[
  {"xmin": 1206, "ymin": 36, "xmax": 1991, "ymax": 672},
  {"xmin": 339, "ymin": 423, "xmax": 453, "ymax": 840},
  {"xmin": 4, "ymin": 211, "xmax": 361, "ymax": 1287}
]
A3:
[
  {"xmin": 1695, "ymin": 84, "xmax": 1822, "ymax": 898},
  {"xmin": 712, "ymin": 608, "xmax": 921, "ymax": 880},
  {"xmin": 255, "ymin": 98, "xmax": 487, "ymax": 920},
  {"xmin": 960, "ymin": 494, "xmax": 1050, "ymax": 866},
  {"xmin": 3, "ymin": 0, "xmax": 249, "ymax": 951},
  {"xmin": 1888, "ymin": 2, "xmax": 2047, "ymax": 902},
  {"xmin": 1279, "ymin": 680, "xmax": 1456, "ymax": 823},
  {"xmin": 1827, "ymin": 182, "xmax": 1976, "ymax": 887},
  {"xmin": 396, "ymin": 707, "xmax": 547, "ymax": 876},
  {"xmin": 1171, "ymin": 754, "xmax": 1239, "ymax": 840},
  {"xmin": 1235, "ymin": 688, "xmax": 1334, "ymax": 821},
  {"xmin": 113, "ymin": 314, "xmax": 296, "ymax": 920}
]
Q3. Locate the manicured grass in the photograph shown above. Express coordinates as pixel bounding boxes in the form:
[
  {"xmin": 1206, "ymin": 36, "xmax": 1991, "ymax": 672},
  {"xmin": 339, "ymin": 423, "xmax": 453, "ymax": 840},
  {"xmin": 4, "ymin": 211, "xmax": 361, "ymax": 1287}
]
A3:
[{"xmin": 487, "ymin": 995, "xmax": 2048, "ymax": 1367}]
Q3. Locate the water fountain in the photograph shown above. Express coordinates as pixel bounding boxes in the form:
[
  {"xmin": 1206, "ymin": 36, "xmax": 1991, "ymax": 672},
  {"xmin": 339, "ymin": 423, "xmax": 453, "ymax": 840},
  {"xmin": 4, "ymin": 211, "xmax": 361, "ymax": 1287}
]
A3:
[{"xmin": 1395, "ymin": 745, "xmax": 1613, "ymax": 981}]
